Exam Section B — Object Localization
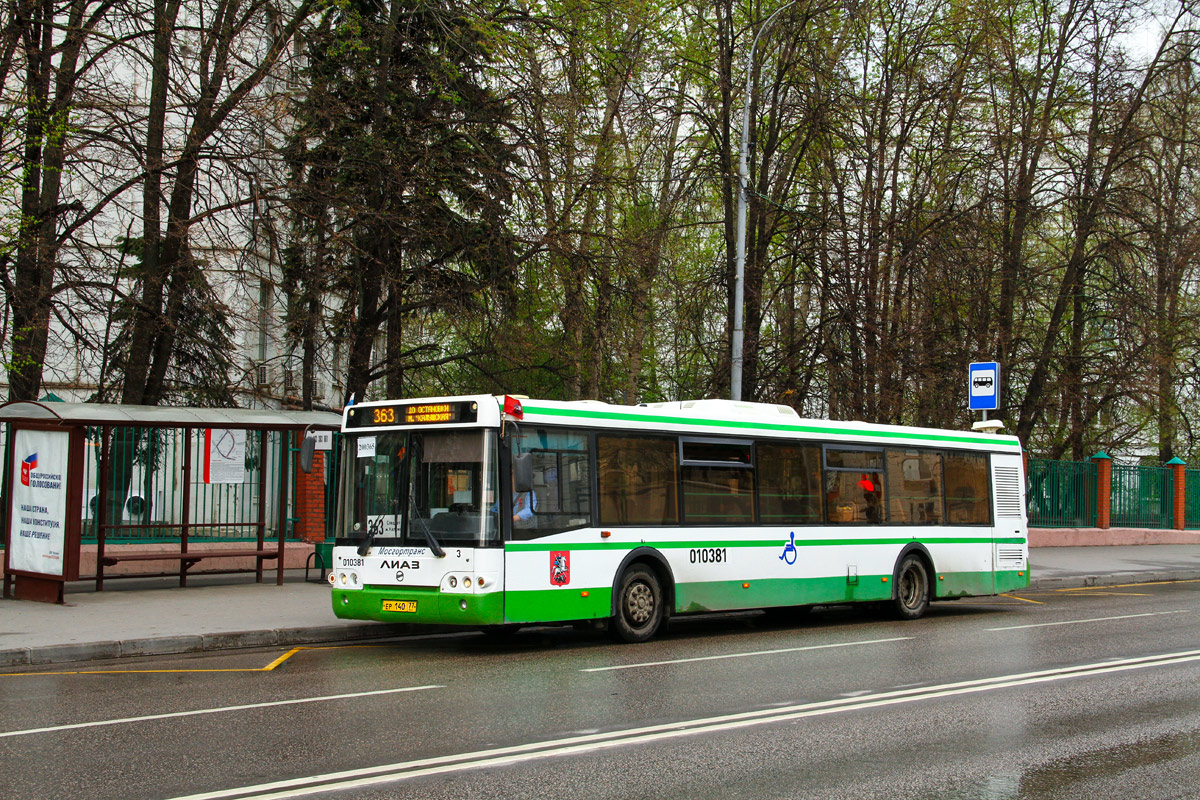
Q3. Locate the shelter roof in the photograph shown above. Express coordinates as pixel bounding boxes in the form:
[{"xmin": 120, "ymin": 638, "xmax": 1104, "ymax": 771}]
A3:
[{"xmin": 0, "ymin": 401, "xmax": 342, "ymax": 430}]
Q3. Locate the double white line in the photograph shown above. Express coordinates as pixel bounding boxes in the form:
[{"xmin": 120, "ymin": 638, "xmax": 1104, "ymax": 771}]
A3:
[{"xmin": 168, "ymin": 647, "xmax": 1200, "ymax": 800}]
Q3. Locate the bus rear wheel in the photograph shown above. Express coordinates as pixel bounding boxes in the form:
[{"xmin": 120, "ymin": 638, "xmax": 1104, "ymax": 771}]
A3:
[
  {"xmin": 891, "ymin": 554, "xmax": 930, "ymax": 620},
  {"xmin": 612, "ymin": 565, "xmax": 665, "ymax": 643}
]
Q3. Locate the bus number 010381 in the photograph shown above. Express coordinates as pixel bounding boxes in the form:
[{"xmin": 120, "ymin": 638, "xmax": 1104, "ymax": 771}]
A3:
[{"xmin": 689, "ymin": 548, "xmax": 728, "ymax": 564}]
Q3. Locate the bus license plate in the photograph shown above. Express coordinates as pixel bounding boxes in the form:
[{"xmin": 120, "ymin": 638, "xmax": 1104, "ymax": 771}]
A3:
[{"xmin": 382, "ymin": 600, "xmax": 417, "ymax": 613}]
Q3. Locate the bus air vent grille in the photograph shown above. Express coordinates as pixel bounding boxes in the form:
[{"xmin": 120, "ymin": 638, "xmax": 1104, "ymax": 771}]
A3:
[
  {"xmin": 997, "ymin": 546, "xmax": 1024, "ymax": 568},
  {"xmin": 994, "ymin": 466, "xmax": 1024, "ymax": 518}
]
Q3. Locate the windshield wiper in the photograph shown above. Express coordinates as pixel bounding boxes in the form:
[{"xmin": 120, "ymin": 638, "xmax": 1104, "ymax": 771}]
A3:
[
  {"xmin": 404, "ymin": 466, "xmax": 446, "ymax": 558},
  {"xmin": 410, "ymin": 514, "xmax": 446, "ymax": 558},
  {"xmin": 357, "ymin": 517, "xmax": 382, "ymax": 557}
]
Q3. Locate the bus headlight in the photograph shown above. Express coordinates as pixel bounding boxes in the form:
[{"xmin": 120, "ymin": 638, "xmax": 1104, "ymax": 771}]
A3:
[{"xmin": 448, "ymin": 576, "xmax": 457, "ymax": 588}]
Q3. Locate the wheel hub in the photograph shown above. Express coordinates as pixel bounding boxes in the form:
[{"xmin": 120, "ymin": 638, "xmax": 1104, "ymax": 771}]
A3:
[{"xmin": 626, "ymin": 582, "xmax": 653, "ymax": 624}]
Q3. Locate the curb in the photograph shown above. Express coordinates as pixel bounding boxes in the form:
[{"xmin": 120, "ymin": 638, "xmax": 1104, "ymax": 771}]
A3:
[
  {"xmin": 0, "ymin": 622, "xmax": 427, "ymax": 668},
  {"xmin": 5, "ymin": 570, "xmax": 1199, "ymax": 668},
  {"xmin": 1026, "ymin": 569, "xmax": 1200, "ymax": 590}
]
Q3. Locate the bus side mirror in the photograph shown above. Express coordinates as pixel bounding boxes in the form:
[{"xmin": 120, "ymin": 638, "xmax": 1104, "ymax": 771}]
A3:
[
  {"xmin": 299, "ymin": 434, "xmax": 316, "ymax": 474},
  {"xmin": 513, "ymin": 452, "xmax": 533, "ymax": 494}
]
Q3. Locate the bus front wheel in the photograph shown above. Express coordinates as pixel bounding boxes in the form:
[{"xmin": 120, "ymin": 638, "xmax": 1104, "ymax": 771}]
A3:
[
  {"xmin": 612, "ymin": 565, "xmax": 665, "ymax": 643},
  {"xmin": 891, "ymin": 554, "xmax": 930, "ymax": 620}
]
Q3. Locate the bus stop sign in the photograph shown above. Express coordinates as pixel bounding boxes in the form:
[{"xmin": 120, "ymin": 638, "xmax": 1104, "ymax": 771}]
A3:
[{"xmin": 969, "ymin": 362, "xmax": 999, "ymax": 411}]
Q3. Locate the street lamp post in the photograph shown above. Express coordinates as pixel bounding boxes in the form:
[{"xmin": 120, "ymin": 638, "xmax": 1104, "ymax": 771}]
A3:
[{"xmin": 731, "ymin": 0, "xmax": 799, "ymax": 401}]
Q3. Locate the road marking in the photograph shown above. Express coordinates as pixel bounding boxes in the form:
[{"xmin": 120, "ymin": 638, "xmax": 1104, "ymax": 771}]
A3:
[
  {"xmin": 1057, "ymin": 579, "xmax": 1200, "ymax": 591},
  {"xmin": 0, "ymin": 644, "xmax": 383, "ymax": 679},
  {"xmin": 987, "ymin": 610, "xmax": 1190, "ymax": 631},
  {"xmin": 579, "ymin": 636, "xmax": 912, "ymax": 672},
  {"xmin": 161, "ymin": 648, "xmax": 1200, "ymax": 800},
  {"xmin": 999, "ymin": 593, "xmax": 1044, "ymax": 605},
  {"xmin": 0, "ymin": 684, "xmax": 442, "ymax": 739}
]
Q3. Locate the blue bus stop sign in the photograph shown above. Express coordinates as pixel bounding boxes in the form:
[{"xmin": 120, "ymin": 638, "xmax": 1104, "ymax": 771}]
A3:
[{"xmin": 969, "ymin": 361, "xmax": 1000, "ymax": 411}]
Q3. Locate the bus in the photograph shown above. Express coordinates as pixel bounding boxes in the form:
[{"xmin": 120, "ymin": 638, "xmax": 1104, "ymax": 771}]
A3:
[{"xmin": 322, "ymin": 394, "xmax": 1028, "ymax": 642}]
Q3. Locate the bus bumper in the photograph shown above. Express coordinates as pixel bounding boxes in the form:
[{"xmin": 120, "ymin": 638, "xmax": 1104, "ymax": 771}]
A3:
[{"xmin": 332, "ymin": 586, "xmax": 505, "ymax": 626}]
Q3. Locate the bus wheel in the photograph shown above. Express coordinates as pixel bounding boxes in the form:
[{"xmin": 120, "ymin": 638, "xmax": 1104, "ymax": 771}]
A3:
[
  {"xmin": 612, "ymin": 565, "xmax": 664, "ymax": 643},
  {"xmin": 891, "ymin": 554, "xmax": 930, "ymax": 620}
]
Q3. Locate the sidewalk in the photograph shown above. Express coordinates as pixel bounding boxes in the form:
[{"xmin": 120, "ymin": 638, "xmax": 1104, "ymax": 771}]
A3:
[{"xmin": 2, "ymin": 545, "xmax": 1199, "ymax": 667}]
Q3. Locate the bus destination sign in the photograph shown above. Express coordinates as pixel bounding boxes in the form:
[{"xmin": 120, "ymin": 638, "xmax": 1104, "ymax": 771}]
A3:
[{"xmin": 347, "ymin": 401, "xmax": 478, "ymax": 428}]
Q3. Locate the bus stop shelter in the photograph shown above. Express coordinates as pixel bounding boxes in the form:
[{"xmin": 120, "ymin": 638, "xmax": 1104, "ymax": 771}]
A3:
[{"xmin": 1, "ymin": 401, "xmax": 342, "ymax": 603}]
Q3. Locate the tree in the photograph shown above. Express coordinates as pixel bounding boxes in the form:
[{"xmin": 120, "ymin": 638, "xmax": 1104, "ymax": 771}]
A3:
[{"xmin": 289, "ymin": 0, "xmax": 518, "ymax": 405}]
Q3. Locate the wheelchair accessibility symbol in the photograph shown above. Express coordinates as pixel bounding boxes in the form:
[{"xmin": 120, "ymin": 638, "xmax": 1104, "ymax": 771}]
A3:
[{"xmin": 779, "ymin": 532, "xmax": 797, "ymax": 565}]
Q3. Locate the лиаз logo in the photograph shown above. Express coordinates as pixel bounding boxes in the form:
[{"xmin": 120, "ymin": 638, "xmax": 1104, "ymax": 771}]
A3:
[{"xmin": 20, "ymin": 453, "xmax": 37, "ymax": 487}]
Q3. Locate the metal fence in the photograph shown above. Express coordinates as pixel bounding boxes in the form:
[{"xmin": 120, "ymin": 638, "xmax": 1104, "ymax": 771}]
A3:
[
  {"xmin": 1026, "ymin": 459, "xmax": 1097, "ymax": 528},
  {"xmin": 1, "ymin": 422, "xmax": 338, "ymax": 551},
  {"xmin": 1185, "ymin": 469, "xmax": 1200, "ymax": 530},
  {"xmin": 323, "ymin": 433, "xmax": 342, "ymax": 539},
  {"xmin": 81, "ymin": 426, "xmax": 296, "ymax": 544},
  {"xmin": 1109, "ymin": 463, "xmax": 1173, "ymax": 529}
]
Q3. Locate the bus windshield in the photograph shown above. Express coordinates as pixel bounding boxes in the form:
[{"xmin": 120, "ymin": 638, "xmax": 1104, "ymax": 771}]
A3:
[{"xmin": 344, "ymin": 429, "xmax": 500, "ymax": 548}]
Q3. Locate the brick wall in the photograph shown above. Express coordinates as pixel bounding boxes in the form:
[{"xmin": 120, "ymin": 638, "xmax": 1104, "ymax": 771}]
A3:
[{"xmin": 295, "ymin": 445, "xmax": 327, "ymax": 543}]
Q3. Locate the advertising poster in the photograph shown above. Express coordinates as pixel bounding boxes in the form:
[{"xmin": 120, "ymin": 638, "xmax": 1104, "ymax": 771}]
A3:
[
  {"xmin": 204, "ymin": 428, "xmax": 247, "ymax": 484},
  {"xmin": 9, "ymin": 428, "xmax": 70, "ymax": 577}
]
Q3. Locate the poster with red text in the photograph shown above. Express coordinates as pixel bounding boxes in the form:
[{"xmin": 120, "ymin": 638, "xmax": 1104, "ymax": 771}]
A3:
[{"xmin": 9, "ymin": 429, "xmax": 69, "ymax": 576}]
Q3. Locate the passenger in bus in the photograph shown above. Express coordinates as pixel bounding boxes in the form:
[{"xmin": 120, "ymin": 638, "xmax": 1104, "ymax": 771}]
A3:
[
  {"xmin": 858, "ymin": 475, "xmax": 883, "ymax": 523},
  {"xmin": 863, "ymin": 487, "xmax": 883, "ymax": 523},
  {"xmin": 513, "ymin": 485, "xmax": 537, "ymax": 528}
]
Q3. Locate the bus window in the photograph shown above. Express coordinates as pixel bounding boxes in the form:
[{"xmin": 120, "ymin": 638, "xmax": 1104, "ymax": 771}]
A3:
[
  {"xmin": 598, "ymin": 435, "xmax": 679, "ymax": 525},
  {"xmin": 513, "ymin": 428, "xmax": 593, "ymax": 539},
  {"xmin": 885, "ymin": 449, "xmax": 943, "ymax": 524},
  {"xmin": 824, "ymin": 447, "xmax": 885, "ymax": 524},
  {"xmin": 682, "ymin": 465, "xmax": 753, "ymax": 525},
  {"xmin": 945, "ymin": 452, "xmax": 991, "ymax": 524},
  {"xmin": 758, "ymin": 443, "xmax": 822, "ymax": 523}
]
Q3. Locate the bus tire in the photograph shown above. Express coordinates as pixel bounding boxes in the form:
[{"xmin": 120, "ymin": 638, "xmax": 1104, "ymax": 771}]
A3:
[
  {"xmin": 891, "ymin": 553, "xmax": 930, "ymax": 620},
  {"xmin": 612, "ymin": 565, "xmax": 664, "ymax": 643}
]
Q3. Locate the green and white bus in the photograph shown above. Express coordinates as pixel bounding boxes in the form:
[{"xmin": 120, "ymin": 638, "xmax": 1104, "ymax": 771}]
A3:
[{"xmin": 326, "ymin": 395, "xmax": 1028, "ymax": 642}]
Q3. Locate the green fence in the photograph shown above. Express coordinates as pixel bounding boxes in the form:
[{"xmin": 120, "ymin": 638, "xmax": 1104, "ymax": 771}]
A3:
[
  {"xmin": 1026, "ymin": 459, "xmax": 1097, "ymax": 528},
  {"xmin": 82, "ymin": 426, "xmax": 296, "ymax": 544},
  {"xmin": 1110, "ymin": 463, "xmax": 1173, "ymax": 529},
  {"xmin": 1185, "ymin": 469, "xmax": 1200, "ymax": 530},
  {"xmin": 0, "ymin": 423, "xmax": 336, "ymax": 551},
  {"xmin": 324, "ymin": 433, "xmax": 342, "ymax": 540}
]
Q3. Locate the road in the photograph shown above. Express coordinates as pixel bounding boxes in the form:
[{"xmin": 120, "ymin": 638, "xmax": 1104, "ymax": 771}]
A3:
[{"xmin": 3, "ymin": 581, "xmax": 1200, "ymax": 799}]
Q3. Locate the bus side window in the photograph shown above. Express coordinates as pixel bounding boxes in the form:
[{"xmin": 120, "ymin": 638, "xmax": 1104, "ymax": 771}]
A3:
[
  {"xmin": 512, "ymin": 428, "xmax": 593, "ymax": 539},
  {"xmin": 598, "ymin": 435, "xmax": 679, "ymax": 525},
  {"xmin": 758, "ymin": 443, "xmax": 822, "ymax": 524},
  {"xmin": 823, "ymin": 448, "xmax": 885, "ymax": 524},
  {"xmin": 944, "ymin": 452, "xmax": 990, "ymax": 524},
  {"xmin": 884, "ymin": 449, "xmax": 943, "ymax": 524}
]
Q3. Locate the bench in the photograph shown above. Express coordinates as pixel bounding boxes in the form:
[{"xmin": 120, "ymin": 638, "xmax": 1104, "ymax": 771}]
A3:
[
  {"xmin": 97, "ymin": 548, "xmax": 281, "ymax": 588},
  {"xmin": 99, "ymin": 548, "xmax": 280, "ymax": 567}
]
